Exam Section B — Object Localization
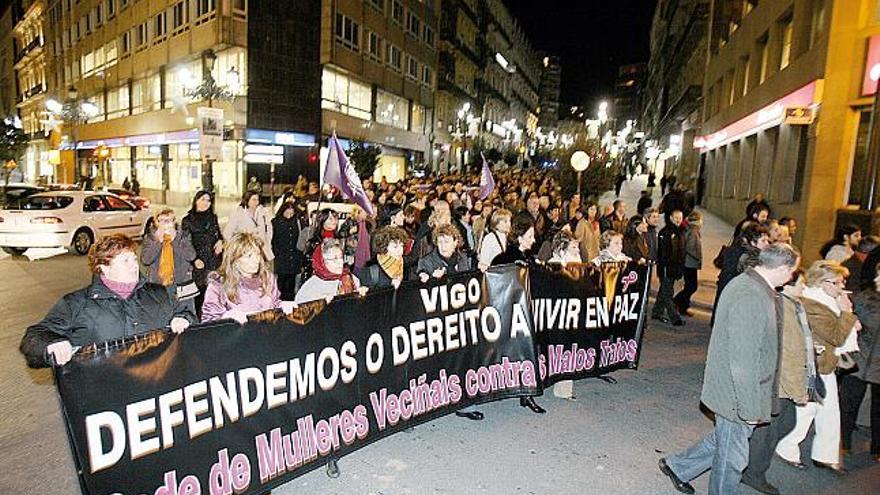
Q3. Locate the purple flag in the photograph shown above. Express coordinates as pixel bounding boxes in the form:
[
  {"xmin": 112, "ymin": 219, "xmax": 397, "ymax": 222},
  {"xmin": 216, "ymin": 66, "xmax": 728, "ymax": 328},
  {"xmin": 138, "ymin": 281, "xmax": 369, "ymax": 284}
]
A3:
[
  {"xmin": 479, "ymin": 153, "xmax": 495, "ymax": 200},
  {"xmin": 323, "ymin": 133, "xmax": 375, "ymax": 217}
]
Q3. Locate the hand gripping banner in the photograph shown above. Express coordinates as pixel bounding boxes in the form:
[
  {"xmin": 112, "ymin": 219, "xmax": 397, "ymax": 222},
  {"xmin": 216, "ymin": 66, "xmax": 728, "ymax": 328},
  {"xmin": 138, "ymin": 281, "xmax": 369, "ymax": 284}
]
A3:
[{"xmin": 54, "ymin": 265, "xmax": 540, "ymax": 495}]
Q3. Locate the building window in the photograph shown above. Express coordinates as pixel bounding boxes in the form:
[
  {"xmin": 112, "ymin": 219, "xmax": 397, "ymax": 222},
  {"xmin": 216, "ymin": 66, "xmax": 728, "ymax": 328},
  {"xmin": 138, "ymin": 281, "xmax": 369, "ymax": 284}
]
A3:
[
  {"xmin": 172, "ymin": 1, "xmax": 189, "ymax": 33},
  {"xmin": 368, "ymin": 0, "xmax": 384, "ymax": 12},
  {"xmin": 367, "ymin": 31, "xmax": 382, "ymax": 63},
  {"xmin": 423, "ymin": 25, "xmax": 435, "ymax": 48},
  {"xmin": 779, "ymin": 15, "xmax": 793, "ymax": 70},
  {"xmin": 743, "ymin": 0, "xmax": 757, "ymax": 16},
  {"xmin": 809, "ymin": 0, "xmax": 826, "ymax": 48},
  {"xmin": 135, "ymin": 23, "xmax": 148, "ymax": 49},
  {"xmin": 422, "ymin": 65, "xmax": 434, "ymax": 87},
  {"xmin": 376, "ymin": 89, "xmax": 408, "ymax": 130},
  {"xmin": 411, "ymin": 103, "xmax": 425, "ymax": 133},
  {"xmin": 727, "ymin": 69, "xmax": 736, "ymax": 106},
  {"xmin": 121, "ymin": 31, "xmax": 131, "ymax": 55},
  {"xmin": 406, "ymin": 12, "xmax": 421, "ymax": 38},
  {"xmin": 386, "ymin": 43, "xmax": 402, "ymax": 72},
  {"xmin": 742, "ymin": 56, "xmax": 751, "ymax": 95},
  {"xmin": 335, "ymin": 13, "xmax": 360, "ymax": 52},
  {"xmin": 153, "ymin": 12, "xmax": 167, "ymax": 43},
  {"xmin": 391, "ymin": 1, "xmax": 404, "ymax": 26},
  {"xmin": 195, "ymin": 0, "xmax": 216, "ymax": 21},
  {"xmin": 848, "ymin": 110, "xmax": 872, "ymax": 205},
  {"xmin": 321, "ymin": 68, "xmax": 372, "ymax": 120},
  {"xmin": 757, "ymin": 33, "xmax": 769, "ymax": 83},
  {"xmin": 107, "ymin": 85, "xmax": 130, "ymax": 119},
  {"xmin": 107, "ymin": 0, "xmax": 116, "ymax": 18},
  {"xmin": 93, "ymin": 4, "xmax": 103, "ymax": 26},
  {"xmin": 406, "ymin": 56, "xmax": 419, "ymax": 80}
]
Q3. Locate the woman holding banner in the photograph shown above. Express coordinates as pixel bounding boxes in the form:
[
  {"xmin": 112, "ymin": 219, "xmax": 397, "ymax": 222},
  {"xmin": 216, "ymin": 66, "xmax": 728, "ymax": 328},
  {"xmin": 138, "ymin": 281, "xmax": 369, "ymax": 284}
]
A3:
[
  {"xmin": 545, "ymin": 230, "xmax": 583, "ymax": 401},
  {"xmin": 201, "ymin": 233, "xmax": 281, "ymax": 324},
  {"xmin": 295, "ymin": 238, "xmax": 367, "ymax": 305},
  {"xmin": 491, "ymin": 214, "xmax": 547, "ymax": 414},
  {"xmin": 20, "ymin": 234, "xmax": 195, "ymax": 368}
]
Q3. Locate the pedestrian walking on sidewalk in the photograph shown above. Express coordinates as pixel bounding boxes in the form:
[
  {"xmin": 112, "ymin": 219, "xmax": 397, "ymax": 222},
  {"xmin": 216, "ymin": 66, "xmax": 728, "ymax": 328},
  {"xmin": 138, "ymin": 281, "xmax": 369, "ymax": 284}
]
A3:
[
  {"xmin": 674, "ymin": 211, "xmax": 703, "ymax": 317},
  {"xmin": 652, "ymin": 210, "xmax": 686, "ymax": 326},
  {"xmin": 659, "ymin": 244, "xmax": 800, "ymax": 495}
]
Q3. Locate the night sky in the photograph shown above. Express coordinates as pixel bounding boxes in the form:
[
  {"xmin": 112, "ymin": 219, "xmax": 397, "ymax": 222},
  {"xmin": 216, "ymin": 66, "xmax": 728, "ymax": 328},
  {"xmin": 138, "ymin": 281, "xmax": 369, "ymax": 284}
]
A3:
[{"xmin": 504, "ymin": 0, "xmax": 657, "ymax": 118}]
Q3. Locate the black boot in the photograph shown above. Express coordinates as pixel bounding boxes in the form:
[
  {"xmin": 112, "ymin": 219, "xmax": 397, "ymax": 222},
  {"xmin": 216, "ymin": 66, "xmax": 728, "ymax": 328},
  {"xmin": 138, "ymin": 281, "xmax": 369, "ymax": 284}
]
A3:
[
  {"xmin": 519, "ymin": 396, "xmax": 546, "ymax": 414},
  {"xmin": 326, "ymin": 458, "xmax": 340, "ymax": 478}
]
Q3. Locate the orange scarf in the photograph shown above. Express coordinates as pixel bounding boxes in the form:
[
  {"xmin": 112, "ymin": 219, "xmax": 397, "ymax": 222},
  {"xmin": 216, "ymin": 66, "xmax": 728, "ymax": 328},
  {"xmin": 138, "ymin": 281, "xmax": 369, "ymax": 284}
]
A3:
[{"xmin": 158, "ymin": 234, "xmax": 175, "ymax": 286}]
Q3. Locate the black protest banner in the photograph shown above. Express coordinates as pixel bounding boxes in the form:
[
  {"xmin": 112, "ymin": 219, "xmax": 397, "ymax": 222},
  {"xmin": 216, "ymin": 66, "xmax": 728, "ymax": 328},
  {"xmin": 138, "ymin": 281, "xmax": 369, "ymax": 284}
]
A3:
[
  {"xmin": 530, "ymin": 262, "xmax": 652, "ymax": 386},
  {"xmin": 54, "ymin": 265, "xmax": 539, "ymax": 495}
]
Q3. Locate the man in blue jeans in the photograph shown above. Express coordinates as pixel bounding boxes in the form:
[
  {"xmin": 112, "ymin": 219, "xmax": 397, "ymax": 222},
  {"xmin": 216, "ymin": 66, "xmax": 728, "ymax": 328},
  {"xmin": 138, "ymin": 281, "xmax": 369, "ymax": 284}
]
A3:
[{"xmin": 658, "ymin": 243, "xmax": 800, "ymax": 494}]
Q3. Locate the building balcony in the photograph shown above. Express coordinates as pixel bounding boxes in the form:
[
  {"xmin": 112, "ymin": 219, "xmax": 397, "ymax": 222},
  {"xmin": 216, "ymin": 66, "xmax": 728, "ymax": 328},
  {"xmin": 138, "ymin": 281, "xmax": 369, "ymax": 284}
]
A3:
[
  {"xmin": 14, "ymin": 37, "xmax": 43, "ymax": 64},
  {"xmin": 17, "ymin": 84, "xmax": 46, "ymax": 104}
]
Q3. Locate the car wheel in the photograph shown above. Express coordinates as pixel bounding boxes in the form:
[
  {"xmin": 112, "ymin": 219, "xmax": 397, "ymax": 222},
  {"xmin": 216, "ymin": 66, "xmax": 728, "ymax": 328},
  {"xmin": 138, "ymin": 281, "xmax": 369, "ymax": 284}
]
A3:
[
  {"xmin": 1, "ymin": 247, "xmax": 26, "ymax": 256},
  {"xmin": 72, "ymin": 229, "xmax": 94, "ymax": 255}
]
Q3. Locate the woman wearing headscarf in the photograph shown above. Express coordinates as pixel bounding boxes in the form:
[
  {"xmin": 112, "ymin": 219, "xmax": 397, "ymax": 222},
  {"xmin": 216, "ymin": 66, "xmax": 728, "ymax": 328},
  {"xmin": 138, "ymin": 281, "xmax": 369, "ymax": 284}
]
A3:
[
  {"xmin": 201, "ymin": 233, "xmax": 281, "ymax": 324},
  {"xmin": 295, "ymin": 238, "xmax": 367, "ymax": 305},
  {"xmin": 182, "ymin": 191, "xmax": 223, "ymax": 317},
  {"xmin": 775, "ymin": 260, "xmax": 861, "ymax": 473},
  {"xmin": 301, "ymin": 209, "xmax": 342, "ymax": 280},
  {"xmin": 21, "ymin": 235, "xmax": 195, "ymax": 368}
]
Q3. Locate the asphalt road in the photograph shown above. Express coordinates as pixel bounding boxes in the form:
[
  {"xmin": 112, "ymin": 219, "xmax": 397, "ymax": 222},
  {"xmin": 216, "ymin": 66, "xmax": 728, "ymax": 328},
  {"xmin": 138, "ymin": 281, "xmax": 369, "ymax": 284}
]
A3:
[{"xmin": 0, "ymin": 247, "xmax": 877, "ymax": 494}]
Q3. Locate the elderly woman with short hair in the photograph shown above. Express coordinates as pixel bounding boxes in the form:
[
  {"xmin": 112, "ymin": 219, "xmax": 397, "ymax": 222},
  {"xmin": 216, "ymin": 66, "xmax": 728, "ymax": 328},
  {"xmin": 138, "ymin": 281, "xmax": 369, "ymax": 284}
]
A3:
[
  {"xmin": 20, "ymin": 235, "xmax": 196, "ymax": 368},
  {"xmin": 776, "ymin": 260, "xmax": 861, "ymax": 473}
]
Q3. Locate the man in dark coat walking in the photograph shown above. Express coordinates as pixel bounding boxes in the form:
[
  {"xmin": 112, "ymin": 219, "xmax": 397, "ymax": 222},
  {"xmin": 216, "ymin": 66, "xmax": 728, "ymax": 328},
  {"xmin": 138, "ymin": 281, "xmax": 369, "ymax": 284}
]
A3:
[
  {"xmin": 659, "ymin": 244, "xmax": 800, "ymax": 494},
  {"xmin": 652, "ymin": 210, "xmax": 686, "ymax": 325}
]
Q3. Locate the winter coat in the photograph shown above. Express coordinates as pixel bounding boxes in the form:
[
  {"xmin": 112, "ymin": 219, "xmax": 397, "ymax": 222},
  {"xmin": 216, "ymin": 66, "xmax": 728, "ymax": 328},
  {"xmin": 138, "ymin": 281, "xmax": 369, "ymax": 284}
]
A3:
[
  {"xmin": 854, "ymin": 289, "xmax": 880, "ymax": 383},
  {"xmin": 201, "ymin": 272, "xmax": 281, "ymax": 322},
  {"xmin": 181, "ymin": 211, "xmax": 223, "ymax": 288},
  {"xmin": 492, "ymin": 245, "xmax": 530, "ymax": 266},
  {"xmin": 20, "ymin": 277, "xmax": 196, "ymax": 368},
  {"xmin": 623, "ymin": 234, "xmax": 650, "ymax": 263},
  {"xmin": 778, "ymin": 296, "xmax": 810, "ymax": 404},
  {"xmin": 140, "ymin": 229, "xmax": 197, "ymax": 286},
  {"xmin": 800, "ymin": 293, "xmax": 858, "ymax": 375},
  {"xmin": 657, "ymin": 223, "xmax": 686, "ymax": 279},
  {"xmin": 224, "ymin": 206, "xmax": 274, "ymax": 261},
  {"xmin": 683, "ymin": 224, "xmax": 702, "ymax": 269},
  {"xmin": 644, "ymin": 227, "xmax": 659, "ymax": 262},
  {"xmin": 417, "ymin": 249, "xmax": 473, "ymax": 277},
  {"xmin": 271, "ymin": 216, "xmax": 302, "ymax": 275},
  {"xmin": 717, "ymin": 241, "xmax": 759, "ymax": 298},
  {"xmin": 701, "ymin": 269, "xmax": 782, "ymax": 424},
  {"xmin": 357, "ymin": 261, "xmax": 412, "ymax": 290},
  {"xmin": 574, "ymin": 219, "xmax": 600, "ymax": 263},
  {"xmin": 600, "ymin": 213, "xmax": 627, "ymax": 234}
]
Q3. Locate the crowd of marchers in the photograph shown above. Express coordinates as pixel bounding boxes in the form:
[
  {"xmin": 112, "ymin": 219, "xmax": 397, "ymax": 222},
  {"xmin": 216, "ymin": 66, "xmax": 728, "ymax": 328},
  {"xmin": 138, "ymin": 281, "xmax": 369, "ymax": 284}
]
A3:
[
  {"xmin": 659, "ymin": 192, "xmax": 880, "ymax": 495},
  {"xmin": 14, "ymin": 166, "xmax": 880, "ymax": 492}
]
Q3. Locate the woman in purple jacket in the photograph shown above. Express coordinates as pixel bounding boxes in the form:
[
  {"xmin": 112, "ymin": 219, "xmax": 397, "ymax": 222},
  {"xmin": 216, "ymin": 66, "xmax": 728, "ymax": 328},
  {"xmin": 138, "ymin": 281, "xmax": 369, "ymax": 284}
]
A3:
[{"xmin": 201, "ymin": 233, "xmax": 281, "ymax": 323}]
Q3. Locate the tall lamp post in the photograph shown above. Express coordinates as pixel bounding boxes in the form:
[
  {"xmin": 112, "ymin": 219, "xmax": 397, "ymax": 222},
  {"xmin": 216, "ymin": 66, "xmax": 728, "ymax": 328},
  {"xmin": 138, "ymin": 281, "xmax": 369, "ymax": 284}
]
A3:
[
  {"xmin": 571, "ymin": 150, "xmax": 591, "ymax": 198},
  {"xmin": 181, "ymin": 49, "xmax": 240, "ymax": 192},
  {"xmin": 45, "ymin": 86, "xmax": 100, "ymax": 185}
]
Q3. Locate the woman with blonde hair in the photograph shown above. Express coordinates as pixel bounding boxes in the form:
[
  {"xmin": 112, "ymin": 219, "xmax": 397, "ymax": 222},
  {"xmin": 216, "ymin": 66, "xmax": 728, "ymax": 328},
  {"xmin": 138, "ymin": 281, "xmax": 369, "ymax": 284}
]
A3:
[
  {"xmin": 478, "ymin": 208, "xmax": 512, "ymax": 269},
  {"xmin": 224, "ymin": 190, "xmax": 274, "ymax": 261},
  {"xmin": 776, "ymin": 260, "xmax": 861, "ymax": 473},
  {"xmin": 141, "ymin": 208, "xmax": 197, "ymax": 298},
  {"xmin": 592, "ymin": 230, "xmax": 631, "ymax": 264},
  {"xmin": 201, "ymin": 233, "xmax": 281, "ymax": 324}
]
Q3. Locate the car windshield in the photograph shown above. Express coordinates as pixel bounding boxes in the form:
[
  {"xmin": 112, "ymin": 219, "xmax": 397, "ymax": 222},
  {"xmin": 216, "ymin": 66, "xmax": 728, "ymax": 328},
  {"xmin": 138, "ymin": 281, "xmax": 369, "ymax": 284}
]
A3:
[{"xmin": 15, "ymin": 196, "xmax": 75, "ymax": 210}]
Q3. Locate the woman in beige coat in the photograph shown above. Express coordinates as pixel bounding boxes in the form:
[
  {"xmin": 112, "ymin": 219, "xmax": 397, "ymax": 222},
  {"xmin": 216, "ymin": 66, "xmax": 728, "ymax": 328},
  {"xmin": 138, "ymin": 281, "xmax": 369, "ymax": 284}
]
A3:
[{"xmin": 574, "ymin": 201, "xmax": 601, "ymax": 262}]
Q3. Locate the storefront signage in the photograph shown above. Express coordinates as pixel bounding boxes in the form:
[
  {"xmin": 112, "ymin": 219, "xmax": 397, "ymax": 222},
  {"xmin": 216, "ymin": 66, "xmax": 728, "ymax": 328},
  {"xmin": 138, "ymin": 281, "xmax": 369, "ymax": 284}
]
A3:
[
  {"xmin": 245, "ymin": 129, "xmax": 317, "ymax": 148},
  {"xmin": 862, "ymin": 35, "xmax": 880, "ymax": 97},
  {"xmin": 694, "ymin": 80, "xmax": 818, "ymax": 151},
  {"xmin": 783, "ymin": 107, "xmax": 815, "ymax": 125},
  {"xmin": 243, "ymin": 153, "xmax": 284, "ymax": 164},
  {"xmin": 76, "ymin": 129, "xmax": 200, "ymax": 150},
  {"xmin": 198, "ymin": 107, "xmax": 224, "ymax": 161},
  {"xmin": 243, "ymin": 144, "xmax": 284, "ymax": 155}
]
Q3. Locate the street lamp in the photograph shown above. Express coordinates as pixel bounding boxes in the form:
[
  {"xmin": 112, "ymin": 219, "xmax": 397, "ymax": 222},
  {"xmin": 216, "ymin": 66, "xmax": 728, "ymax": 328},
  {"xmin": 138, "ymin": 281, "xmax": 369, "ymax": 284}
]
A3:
[
  {"xmin": 571, "ymin": 150, "xmax": 591, "ymax": 197},
  {"xmin": 45, "ymin": 85, "xmax": 101, "ymax": 184},
  {"xmin": 181, "ymin": 49, "xmax": 240, "ymax": 191}
]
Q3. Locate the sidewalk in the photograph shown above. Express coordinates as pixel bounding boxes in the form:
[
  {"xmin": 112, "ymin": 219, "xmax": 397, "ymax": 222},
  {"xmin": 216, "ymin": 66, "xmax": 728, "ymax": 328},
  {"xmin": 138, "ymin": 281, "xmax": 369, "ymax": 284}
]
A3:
[{"xmin": 599, "ymin": 175, "xmax": 732, "ymax": 312}]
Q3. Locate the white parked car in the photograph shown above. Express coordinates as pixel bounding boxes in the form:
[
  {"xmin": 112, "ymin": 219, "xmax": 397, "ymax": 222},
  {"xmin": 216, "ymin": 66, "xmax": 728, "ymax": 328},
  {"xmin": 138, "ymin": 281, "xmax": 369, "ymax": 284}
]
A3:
[{"xmin": 0, "ymin": 191, "xmax": 152, "ymax": 256}]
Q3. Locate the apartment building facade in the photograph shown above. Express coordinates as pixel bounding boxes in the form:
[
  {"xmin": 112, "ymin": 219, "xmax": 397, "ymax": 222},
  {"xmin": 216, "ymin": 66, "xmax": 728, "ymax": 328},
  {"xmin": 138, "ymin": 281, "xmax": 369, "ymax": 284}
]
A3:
[
  {"xmin": 320, "ymin": 0, "xmax": 438, "ymax": 183},
  {"xmin": 537, "ymin": 53, "xmax": 561, "ymax": 129}
]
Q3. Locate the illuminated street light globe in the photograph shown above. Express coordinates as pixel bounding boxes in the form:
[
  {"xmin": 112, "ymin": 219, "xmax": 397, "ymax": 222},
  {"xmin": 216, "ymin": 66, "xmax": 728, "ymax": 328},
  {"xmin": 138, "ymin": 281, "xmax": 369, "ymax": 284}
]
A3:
[{"xmin": 570, "ymin": 150, "xmax": 590, "ymax": 172}]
